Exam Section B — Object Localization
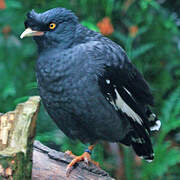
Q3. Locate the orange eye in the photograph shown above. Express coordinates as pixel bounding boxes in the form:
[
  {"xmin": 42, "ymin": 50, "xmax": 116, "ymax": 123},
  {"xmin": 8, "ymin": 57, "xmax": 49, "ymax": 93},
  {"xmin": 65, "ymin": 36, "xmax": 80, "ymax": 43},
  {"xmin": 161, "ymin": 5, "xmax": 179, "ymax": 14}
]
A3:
[{"xmin": 49, "ymin": 23, "xmax": 56, "ymax": 30}]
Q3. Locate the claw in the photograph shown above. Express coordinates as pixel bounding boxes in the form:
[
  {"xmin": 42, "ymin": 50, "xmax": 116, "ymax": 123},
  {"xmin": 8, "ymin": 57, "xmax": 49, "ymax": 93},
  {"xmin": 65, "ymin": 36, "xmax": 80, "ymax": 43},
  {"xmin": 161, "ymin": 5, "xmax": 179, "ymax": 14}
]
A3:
[
  {"xmin": 65, "ymin": 150, "xmax": 72, "ymax": 155},
  {"xmin": 84, "ymin": 157, "xmax": 89, "ymax": 164},
  {"xmin": 90, "ymin": 160, "xmax": 100, "ymax": 167},
  {"xmin": 66, "ymin": 166, "xmax": 73, "ymax": 177}
]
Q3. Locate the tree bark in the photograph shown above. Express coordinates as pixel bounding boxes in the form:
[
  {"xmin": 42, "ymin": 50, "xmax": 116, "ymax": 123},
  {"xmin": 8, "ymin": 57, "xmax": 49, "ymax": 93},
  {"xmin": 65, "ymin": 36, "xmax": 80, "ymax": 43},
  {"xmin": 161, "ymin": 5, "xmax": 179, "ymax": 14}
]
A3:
[
  {"xmin": 0, "ymin": 96, "xmax": 41, "ymax": 180},
  {"xmin": 32, "ymin": 141, "xmax": 115, "ymax": 180}
]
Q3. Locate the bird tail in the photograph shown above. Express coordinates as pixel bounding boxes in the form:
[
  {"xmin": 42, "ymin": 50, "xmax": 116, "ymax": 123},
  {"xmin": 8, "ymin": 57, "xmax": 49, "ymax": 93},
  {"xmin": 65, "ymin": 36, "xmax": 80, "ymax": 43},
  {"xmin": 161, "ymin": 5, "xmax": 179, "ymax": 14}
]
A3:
[
  {"xmin": 130, "ymin": 120, "xmax": 154, "ymax": 162},
  {"xmin": 122, "ymin": 109, "xmax": 161, "ymax": 162},
  {"xmin": 146, "ymin": 108, "xmax": 161, "ymax": 132}
]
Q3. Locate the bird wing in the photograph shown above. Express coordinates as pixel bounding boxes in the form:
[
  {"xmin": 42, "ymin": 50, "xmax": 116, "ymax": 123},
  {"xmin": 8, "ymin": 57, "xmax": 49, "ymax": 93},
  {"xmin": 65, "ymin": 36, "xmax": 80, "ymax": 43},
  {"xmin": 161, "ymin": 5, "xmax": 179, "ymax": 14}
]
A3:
[{"xmin": 96, "ymin": 39, "xmax": 158, "ymax": 161}]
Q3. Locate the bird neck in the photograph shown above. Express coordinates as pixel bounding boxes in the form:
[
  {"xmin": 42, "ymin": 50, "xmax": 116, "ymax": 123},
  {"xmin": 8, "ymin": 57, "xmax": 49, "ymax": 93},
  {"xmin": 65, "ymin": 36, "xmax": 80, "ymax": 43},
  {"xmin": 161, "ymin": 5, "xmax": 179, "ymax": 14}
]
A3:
[{"xmin": 73, "ymin": 24, "xmax": 101, "ymax": 45}]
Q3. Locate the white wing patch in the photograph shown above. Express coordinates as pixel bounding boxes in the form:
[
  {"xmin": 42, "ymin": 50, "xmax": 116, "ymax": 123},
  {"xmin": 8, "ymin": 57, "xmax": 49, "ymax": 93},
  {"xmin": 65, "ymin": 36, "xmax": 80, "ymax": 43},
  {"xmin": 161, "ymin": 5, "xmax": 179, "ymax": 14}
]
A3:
[
  {"xmin": 106, "ymin": 79, "xmax": 110, "ymax": 84},
  {"xmin": 139, "ymin": 156, "xmax": 154, "ymax": 163},
  {"xmin": 148, "ymin": 113, "xmax": 161, "ymax": 131},
  {"xmin": 148, "ymin": 113, "xmax": 156, "ymax": 121},
  {"xmin": 124, "ymin": 87, "xmax": 132, "ymax": 97},
  {"xmin": 107, "ymin": 92, "xmax": 118, "ymax": 111},
  {"xmin": 123, "ymin": 87, "xmax": 136, "ymax": 101},
  {"xmin": 150, "ymin": 120, "xmax": 161, "ymax": 131},
  {"xmin": 114, "ymin": 89, "xmax": 143, "ymax": 125}
]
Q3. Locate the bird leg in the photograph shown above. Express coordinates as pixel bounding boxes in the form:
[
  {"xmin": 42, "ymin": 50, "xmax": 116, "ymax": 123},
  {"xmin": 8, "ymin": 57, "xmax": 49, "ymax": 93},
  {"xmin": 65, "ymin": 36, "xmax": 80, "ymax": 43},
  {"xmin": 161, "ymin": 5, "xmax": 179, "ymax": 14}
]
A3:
[{"xmin": 65, "ymin": 144, "xmax": 99, "ymax": 176}]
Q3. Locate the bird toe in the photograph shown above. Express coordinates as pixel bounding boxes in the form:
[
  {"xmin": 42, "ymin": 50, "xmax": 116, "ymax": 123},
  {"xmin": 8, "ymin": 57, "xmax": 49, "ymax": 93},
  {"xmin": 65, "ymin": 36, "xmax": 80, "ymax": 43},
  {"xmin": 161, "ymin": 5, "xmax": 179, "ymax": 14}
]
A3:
[
  {"xmin": 65, "ymin": 150, "xmax": 77, "ymax": 158},
  {"xmin": 66, "ymin": 166, "xmax": 73, "ymax": 177},
  {"xmin": 65, "ymin": 151, "xmax": 99, "ymax": 176}
]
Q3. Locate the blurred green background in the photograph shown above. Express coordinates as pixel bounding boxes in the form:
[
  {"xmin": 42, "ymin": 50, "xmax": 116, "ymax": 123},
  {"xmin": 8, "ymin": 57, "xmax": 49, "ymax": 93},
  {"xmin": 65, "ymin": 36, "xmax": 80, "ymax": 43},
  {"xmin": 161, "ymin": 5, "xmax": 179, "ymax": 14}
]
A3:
[{"xmin": 0, "ymin": 0, "xmax": 180, "ymax": 179}]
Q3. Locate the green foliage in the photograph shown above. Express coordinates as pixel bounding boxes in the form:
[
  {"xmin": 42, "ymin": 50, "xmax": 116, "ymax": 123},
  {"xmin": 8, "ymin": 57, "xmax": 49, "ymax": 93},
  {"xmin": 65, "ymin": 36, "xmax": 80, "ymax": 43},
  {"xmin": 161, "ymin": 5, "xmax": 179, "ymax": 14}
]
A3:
[
  {"xmin": 143, "ymin": 142, "xmax": 180, "ymax": 179},
  {"xmin": 142, "ymin": 86, "xmax": 180, "ymax": 179},
  {"xmin": 0, "ymin": 0, "xmax": 180, "ymax": 179},
  {"xmin": 160, "ymin": 87, "xmax": 180, "ymax": 139}
]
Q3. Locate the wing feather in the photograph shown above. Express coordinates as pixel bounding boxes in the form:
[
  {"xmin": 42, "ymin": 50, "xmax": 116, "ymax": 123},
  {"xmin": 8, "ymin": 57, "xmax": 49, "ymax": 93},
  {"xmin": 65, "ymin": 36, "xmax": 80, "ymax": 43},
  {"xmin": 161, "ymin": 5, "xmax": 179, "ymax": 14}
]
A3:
[{"xmin": 97, "ymin": 41, "xmax": 159, "ymax": 161}]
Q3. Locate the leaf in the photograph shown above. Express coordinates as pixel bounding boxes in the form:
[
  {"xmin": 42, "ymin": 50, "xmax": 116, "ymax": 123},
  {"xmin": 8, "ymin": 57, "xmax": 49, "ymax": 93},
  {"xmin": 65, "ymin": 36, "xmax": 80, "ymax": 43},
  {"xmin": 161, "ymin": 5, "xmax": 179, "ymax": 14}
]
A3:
[
  {"xmin": 14, "ymin": 96, "xmax": 29, "ymax": 105},
  {"xmin": 2, "ymin": 83, "xmax": 16, "ymax": 99},
  {"xmin": 142, "ymin": 86, "xmax": 180, "ymax": 179},
  {"xmin": 160, "ymin": 86, "xmax": 180, "ymax": 136},
  {"xmin": 81, "ymin": 20, "xmax": 99, "ymax": 32},
  {"xmin": 142, "ymin": 142, "xmax": 180, "ymax": 178},
  {"xmin": 113, "ymin": 31, "xmax": 129, "ymax": 44},
  {"xmin": 136, "ymin": 26, "xmax": 148, "ymax": 37},
  {"xmin": 5, "ymin": 0, "xmax": 22, "ymax": 9},
  {"xmin": 26, "ymin": 82, "xmax": 38, "ymax": 90},
  {"xmin": 131, "ymin": 43, "xmax": 154, "ymax": 59},
  {"xmin": 36, "ymin": 130, "xmax": 64, "ymax": 146},
  {"xmin": 161, "ymin": 87, "xmax": 180, "ymax": 124}
]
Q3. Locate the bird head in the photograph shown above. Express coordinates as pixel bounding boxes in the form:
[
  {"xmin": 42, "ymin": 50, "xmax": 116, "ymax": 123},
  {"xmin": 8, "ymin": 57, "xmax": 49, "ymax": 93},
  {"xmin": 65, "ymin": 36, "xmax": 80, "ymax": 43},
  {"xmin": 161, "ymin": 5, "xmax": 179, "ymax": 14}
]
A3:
[{"xmin": 20, "ymin": 8, "xmax": 78, "ymax": 51}]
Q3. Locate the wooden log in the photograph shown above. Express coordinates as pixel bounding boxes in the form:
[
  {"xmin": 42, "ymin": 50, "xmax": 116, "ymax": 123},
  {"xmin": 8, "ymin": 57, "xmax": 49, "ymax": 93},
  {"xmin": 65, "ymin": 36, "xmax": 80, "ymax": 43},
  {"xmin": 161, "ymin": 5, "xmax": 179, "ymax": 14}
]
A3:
[
  {"xmin": 32, "ymin": 141, "xmax": 115, "ymax": 180},
  {"xmin": 0, "ymin": 96, "xmax": 41, "ymax": 180},
  {"xmin": 0, "ymin": 96, "xmax": 114, "ymax": 179}
]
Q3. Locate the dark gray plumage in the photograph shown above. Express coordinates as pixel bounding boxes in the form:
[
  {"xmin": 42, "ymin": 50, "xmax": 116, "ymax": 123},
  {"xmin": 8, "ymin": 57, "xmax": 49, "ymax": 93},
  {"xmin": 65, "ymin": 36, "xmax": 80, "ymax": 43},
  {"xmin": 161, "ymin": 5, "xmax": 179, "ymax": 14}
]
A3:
[{"xmin": 22, "ymin": 7, "xmax": 161, "ymax": 161}]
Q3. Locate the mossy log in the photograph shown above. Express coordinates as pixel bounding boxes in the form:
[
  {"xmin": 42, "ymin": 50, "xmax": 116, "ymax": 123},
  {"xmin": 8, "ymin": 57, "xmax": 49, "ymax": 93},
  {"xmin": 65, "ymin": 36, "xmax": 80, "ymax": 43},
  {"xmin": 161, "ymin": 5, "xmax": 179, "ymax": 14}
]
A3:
[{"xmin": 0, "ymin": 96, "xmax": 41, "ymax": 180}]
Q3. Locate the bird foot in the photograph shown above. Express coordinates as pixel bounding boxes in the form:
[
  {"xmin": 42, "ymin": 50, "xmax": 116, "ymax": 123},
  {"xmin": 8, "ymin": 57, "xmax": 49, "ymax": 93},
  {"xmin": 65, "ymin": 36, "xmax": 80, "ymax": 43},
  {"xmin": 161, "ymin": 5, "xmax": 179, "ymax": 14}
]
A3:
[{"xmin": 65, "ymin": 150, "xmax": 100, "ymax": 177}]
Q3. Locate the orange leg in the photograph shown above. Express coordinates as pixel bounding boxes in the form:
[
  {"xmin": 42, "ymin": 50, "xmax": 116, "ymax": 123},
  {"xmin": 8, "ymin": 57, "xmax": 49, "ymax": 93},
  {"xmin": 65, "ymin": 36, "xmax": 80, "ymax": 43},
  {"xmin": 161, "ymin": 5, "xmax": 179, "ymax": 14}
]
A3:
[{"xmin": 65, "ymin": 144, "xmax": 99, "ymax": 176}]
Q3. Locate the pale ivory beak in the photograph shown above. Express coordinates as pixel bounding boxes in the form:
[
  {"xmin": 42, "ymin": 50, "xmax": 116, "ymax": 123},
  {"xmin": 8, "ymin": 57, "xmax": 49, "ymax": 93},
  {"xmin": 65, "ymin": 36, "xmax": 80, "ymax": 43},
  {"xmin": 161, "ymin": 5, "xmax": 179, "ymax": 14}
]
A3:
[{"xmin": 20, "ymin": 28, "xmax": 44, "ymax": 39}]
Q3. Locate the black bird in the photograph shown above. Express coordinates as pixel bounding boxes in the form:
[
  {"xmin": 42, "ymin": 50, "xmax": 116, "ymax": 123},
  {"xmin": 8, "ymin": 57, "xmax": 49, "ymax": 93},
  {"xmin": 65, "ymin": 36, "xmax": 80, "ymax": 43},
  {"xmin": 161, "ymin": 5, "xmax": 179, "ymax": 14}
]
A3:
[{"xmin": 20, "ymin": 7, "xmax": 161, "ymax": 175}]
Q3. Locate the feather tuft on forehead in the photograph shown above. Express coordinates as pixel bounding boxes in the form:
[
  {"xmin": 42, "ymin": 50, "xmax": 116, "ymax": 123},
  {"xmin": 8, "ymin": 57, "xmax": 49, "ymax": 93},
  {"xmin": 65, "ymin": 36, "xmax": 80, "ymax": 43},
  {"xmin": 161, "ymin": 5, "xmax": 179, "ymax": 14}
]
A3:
[{"xmin": 27, "ymin": 9, "xmax": 39, "ymax": 20}]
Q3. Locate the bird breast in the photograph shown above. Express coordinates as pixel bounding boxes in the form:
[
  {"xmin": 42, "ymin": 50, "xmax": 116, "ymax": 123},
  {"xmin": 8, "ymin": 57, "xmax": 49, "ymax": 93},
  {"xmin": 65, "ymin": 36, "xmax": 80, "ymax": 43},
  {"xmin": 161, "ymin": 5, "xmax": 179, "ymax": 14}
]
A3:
[{"xmin": 36, "ymin": 51, "xmax": 99, "ymax": 110}]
